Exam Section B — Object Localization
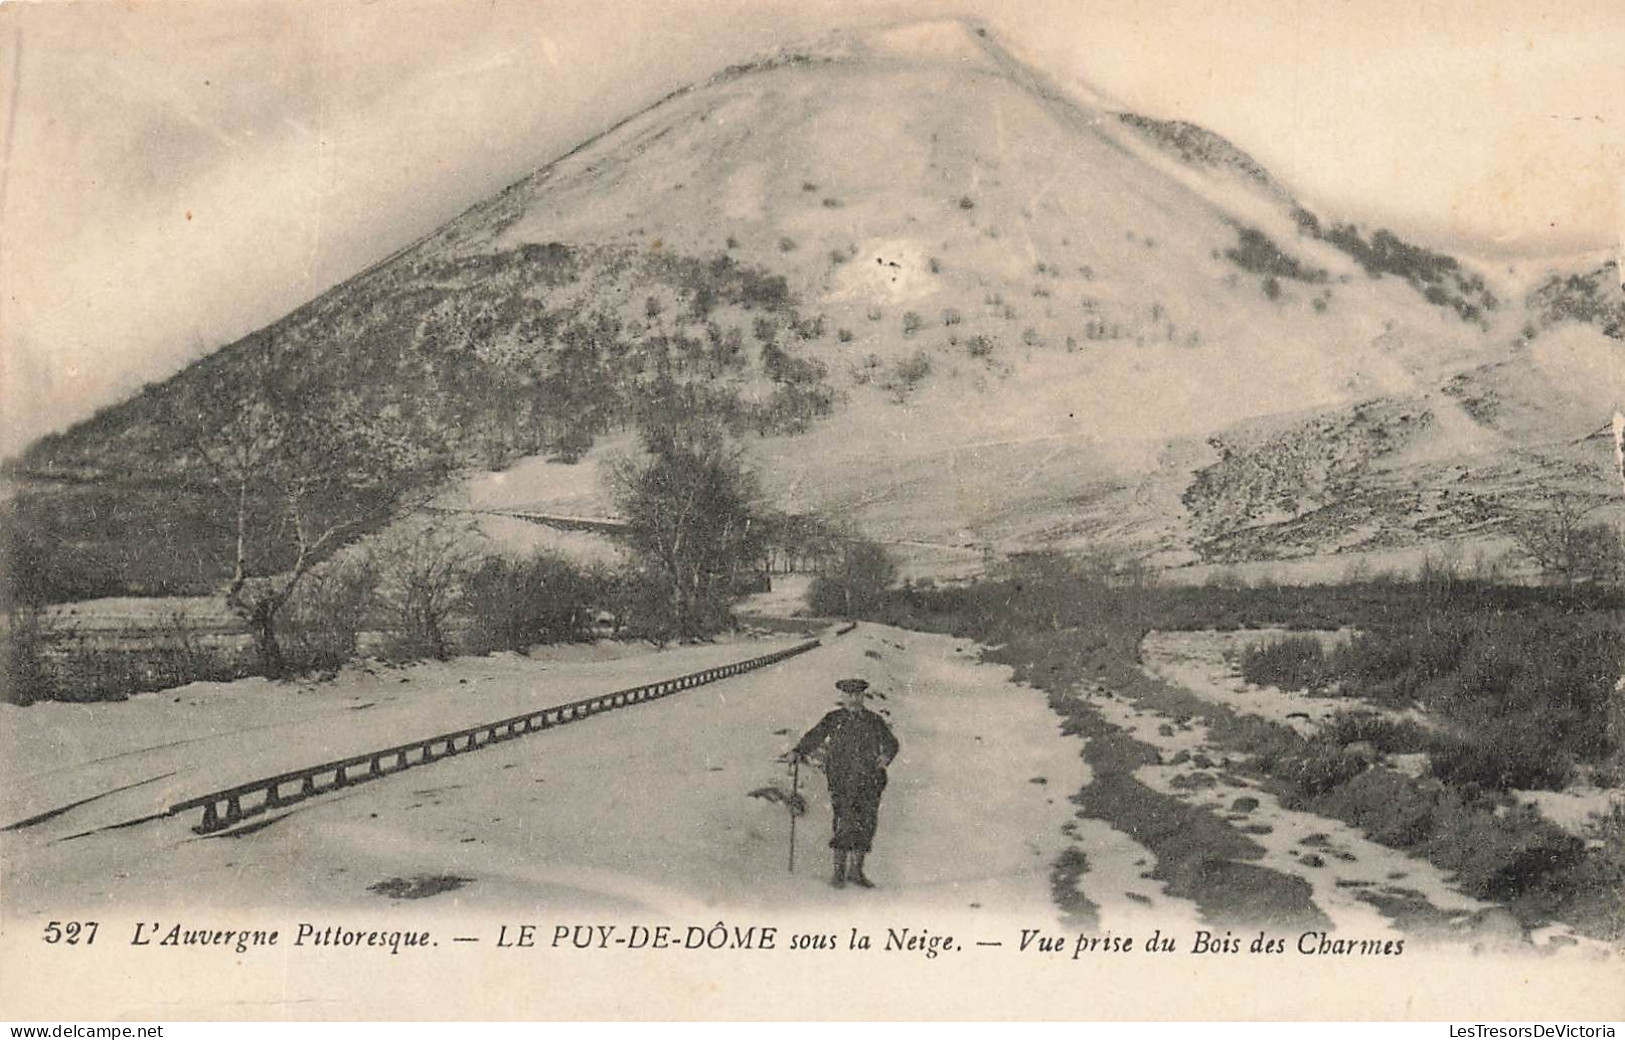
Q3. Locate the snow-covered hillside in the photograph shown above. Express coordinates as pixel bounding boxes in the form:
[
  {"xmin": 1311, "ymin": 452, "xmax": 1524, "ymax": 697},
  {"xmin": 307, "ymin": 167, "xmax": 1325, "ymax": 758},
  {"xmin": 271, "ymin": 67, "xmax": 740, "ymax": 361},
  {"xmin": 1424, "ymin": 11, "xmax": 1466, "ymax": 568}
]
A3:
[{"xmin": 17, "ymin": 17, "xmax": 1622, "ymax": 580}]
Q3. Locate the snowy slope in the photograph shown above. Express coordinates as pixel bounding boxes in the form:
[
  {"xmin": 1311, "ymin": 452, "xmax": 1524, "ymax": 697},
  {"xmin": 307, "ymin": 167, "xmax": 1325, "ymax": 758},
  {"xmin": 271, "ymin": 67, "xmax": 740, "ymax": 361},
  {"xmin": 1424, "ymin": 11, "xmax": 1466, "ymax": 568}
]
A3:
[
  {"xmin": 401, "ymin": 17, "xmax": 1613, "ymax": 570},
  {"xmin": 18, "ymin": 17, "xmax": 1620, "ymax": 578}
]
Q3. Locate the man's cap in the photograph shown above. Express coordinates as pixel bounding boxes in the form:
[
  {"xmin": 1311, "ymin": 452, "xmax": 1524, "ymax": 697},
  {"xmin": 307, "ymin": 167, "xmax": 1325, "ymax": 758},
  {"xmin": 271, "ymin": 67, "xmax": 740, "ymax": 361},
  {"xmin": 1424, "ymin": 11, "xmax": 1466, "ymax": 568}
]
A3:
[{"xmin": 835, "ymin": 678, "xmax": 870, "ymax": 695}]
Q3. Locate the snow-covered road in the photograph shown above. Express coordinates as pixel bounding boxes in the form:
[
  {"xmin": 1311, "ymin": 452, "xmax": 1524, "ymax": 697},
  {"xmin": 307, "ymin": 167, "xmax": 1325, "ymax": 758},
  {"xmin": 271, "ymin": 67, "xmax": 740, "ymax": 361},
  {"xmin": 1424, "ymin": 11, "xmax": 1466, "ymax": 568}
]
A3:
[
  {"xmin": 1, "ymin": 624, "xmax": 1085, "ymax": 924},
  {"xmin": 3, "ymin": 621, "xmax": 1614, "ymax": 965}
]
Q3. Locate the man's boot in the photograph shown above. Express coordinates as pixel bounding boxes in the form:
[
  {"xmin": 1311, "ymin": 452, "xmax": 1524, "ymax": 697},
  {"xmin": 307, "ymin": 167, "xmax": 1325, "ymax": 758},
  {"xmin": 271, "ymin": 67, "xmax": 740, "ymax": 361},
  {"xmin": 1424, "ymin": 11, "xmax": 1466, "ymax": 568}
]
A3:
[
  {"xmin": 848, "ymin": 852, "xmax": 874, "ymax": 888},
  {"xmin": 831, "ymin": 850, "xmax": 848, "ymax": 888}
]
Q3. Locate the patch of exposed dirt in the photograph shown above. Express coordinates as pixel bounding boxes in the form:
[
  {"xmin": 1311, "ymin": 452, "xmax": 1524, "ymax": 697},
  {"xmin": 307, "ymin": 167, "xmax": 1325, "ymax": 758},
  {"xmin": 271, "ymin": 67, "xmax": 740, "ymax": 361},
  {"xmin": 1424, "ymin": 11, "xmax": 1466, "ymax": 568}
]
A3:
[
  {"xmin": 1053, "ymin": 691, "xmax": 1331, "ymax": 932},
  {"xmin": 367, "ymin": 874, "xmax": 474, "ymax": 900}
]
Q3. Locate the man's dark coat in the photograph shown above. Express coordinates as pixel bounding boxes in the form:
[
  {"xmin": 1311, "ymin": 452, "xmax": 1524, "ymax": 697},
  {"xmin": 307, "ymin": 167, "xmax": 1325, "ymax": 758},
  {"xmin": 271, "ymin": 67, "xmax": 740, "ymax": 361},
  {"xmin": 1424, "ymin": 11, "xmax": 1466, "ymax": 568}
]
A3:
[{"xmin": 794, "ymin": 706, "xmax": 900, "ymax": 852}]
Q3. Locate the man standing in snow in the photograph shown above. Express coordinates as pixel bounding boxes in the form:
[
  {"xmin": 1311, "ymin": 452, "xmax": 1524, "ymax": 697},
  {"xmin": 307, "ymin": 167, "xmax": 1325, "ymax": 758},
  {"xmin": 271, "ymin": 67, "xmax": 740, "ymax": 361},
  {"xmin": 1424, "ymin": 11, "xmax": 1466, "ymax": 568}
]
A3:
[{"xmin": 790, "ymin": 678, "xmax": 900, "ymax": 889}]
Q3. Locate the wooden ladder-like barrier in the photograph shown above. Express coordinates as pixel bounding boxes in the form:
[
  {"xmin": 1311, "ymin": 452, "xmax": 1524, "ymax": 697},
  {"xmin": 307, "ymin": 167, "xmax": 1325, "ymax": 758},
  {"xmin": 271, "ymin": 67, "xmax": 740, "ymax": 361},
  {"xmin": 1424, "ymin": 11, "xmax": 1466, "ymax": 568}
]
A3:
[{"xmin": 170, "ymin": 626, "xmax": 856, "ymax": 835}]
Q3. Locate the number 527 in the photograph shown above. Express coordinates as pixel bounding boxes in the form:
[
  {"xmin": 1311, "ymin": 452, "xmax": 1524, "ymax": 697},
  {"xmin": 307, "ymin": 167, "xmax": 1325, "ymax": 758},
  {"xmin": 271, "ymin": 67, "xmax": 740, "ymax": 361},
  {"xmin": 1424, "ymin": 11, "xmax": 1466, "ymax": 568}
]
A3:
[{"xmin": 43, "ymin": 921, "xmax": 98, "ymax": 945}]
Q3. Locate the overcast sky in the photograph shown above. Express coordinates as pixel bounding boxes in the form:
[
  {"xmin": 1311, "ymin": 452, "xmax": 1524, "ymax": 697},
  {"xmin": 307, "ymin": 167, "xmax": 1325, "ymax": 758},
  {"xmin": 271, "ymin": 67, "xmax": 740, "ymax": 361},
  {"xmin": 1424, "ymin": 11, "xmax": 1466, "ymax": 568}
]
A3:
[{"xmin": 1, "ymin": 0, "xmax": 1620, "ymax": 457}]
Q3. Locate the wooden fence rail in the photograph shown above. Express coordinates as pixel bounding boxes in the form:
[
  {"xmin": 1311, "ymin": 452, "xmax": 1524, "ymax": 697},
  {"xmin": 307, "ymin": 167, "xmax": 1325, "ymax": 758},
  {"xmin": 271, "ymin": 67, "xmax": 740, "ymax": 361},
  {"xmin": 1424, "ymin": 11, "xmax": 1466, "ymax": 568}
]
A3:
[{"xmin": 169, "ymin": 633, "xmax": 850, "ymax": 835}]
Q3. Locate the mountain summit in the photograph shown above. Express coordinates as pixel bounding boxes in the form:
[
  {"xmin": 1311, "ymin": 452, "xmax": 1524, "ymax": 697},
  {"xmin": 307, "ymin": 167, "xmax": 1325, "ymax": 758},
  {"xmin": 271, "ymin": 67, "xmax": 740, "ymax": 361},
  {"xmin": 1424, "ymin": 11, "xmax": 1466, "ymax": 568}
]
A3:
[{"xmin": 11, "ymin": 18, "xmax": 1623, "ymax": 590}]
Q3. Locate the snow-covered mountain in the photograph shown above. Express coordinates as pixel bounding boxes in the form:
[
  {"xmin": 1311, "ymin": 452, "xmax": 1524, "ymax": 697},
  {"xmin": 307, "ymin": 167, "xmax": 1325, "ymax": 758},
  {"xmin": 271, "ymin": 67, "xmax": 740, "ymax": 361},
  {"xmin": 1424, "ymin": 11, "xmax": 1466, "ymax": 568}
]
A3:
[{"xmin": 12, "ymin": 17, "xmax": 1623, "ymax": 586}]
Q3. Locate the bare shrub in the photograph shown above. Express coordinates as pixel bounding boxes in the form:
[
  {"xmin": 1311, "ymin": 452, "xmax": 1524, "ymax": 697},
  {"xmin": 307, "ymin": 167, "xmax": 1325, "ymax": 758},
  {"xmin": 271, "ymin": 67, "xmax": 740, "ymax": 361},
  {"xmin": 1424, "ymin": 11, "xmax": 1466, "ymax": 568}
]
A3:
[
  {"xmin": 880, "ymin": 350, "xmax": 933, "ymax": 403},
  {"xmin": 1240, "ymin": 636, "xmax": 1328, "ymax": 691},
  {"xmin": 1, "ymin": 608, "xmax": 52, "ymax": 705},
  {"xmin": 464, "ymin": 553, "xmax": 601, "ymax": 653},
  {"xmin": 809, "ymin": 537, "xmax": 898, "ymax": 617},
  {"xmin": 849, "ymin": 353, "xmax": 883, "ymax": 385},
  {"xmin": 283, "ymin": 555, "xmax": 377, "ymax": 673},
  {"xmin": 3, "ymin": 608, "xmax": 247, "ymax": 704},
  {"xmin": 375, "ymin": 519, "xmax": 481, "ymax": 661},
  {"xmin": 147, "ymin": 611, "xmax": 230, "ymax": 690}
]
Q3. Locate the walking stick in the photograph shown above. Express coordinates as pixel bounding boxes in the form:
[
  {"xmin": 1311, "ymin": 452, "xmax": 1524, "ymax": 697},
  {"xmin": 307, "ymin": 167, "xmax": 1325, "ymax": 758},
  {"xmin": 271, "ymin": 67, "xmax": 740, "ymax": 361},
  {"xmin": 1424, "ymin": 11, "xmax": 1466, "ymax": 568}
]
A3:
[{"xmin": 788, "ymin": 755, "xmax": 800, "ymax": 874}]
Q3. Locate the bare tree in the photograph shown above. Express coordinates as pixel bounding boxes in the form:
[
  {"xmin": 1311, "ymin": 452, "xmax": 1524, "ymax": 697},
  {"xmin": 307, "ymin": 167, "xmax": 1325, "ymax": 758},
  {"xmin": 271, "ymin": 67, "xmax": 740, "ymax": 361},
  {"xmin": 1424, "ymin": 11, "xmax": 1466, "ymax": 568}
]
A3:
[
  {"xmin": 605, "ymin": 423, "xmax": 766, "ymax": 640},
  {"xmin": 758, "ymin": 511, "xmax": 841, "ymax": 574},
  {"xmin": 185, "ymin": 338, "xmax": 448, "ymax": 675},
  {"xmin": 1506, "ymin": 491, "xmax": 1624, "ymax": 590},
  {"xmin": 809, "ymin": 534, "xmax": 897, "ymax": 617}
]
